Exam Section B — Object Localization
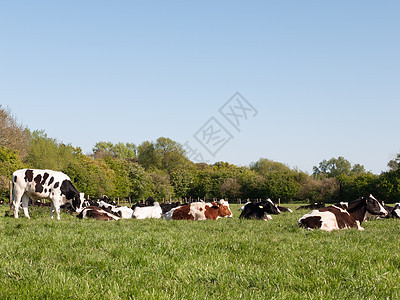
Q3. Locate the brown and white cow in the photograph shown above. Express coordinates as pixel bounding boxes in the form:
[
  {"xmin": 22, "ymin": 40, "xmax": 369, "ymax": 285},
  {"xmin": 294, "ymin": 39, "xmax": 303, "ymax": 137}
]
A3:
[
  {"xmin": 164, "ymin": 199, "xmax": 232, "ymax": 220},
  {"xmin": 11, "ymin": 169, "xmax": 85, "ymax": 220},
  {"xmin": 298, "ymin": 194, "xmax": 387, "ymax": 231}
]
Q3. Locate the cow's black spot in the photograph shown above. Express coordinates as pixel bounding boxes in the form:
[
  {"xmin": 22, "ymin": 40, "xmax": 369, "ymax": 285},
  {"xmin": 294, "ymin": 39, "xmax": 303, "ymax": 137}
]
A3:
[
  {"xmin": 49, "ymin": 189, "xmax": 51, "ymax": 193},
  {"xmin": 34, "ymin": 175, "xmax": 44, "ymax": 193},
  {"xmin": 24, "ymin": 169, "xmax": 34, "ymax": 182},
  {"xmin": 45, "ymin": 189, "xmax": 47, "ymax": 193},
  {"xmin": 49, "ymin": 177, "xmax": 54, "ymax": 185},
  {"xmin": 299, "ymin": 216, "xmax": 322, "ymax": 229},
  {"xmin": 54, "ymin": 182, "xmax": 59, "ymax": 189},
  {"xmin": 41, "ymin": 173, "xmax": 50, "ymax": 185}
]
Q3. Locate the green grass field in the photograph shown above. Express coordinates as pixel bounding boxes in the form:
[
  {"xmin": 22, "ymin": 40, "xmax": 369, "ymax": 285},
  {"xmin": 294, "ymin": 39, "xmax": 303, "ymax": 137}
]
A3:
[{"xmin": 1, "ymin": 204, "xmax": 399, "ymax": 299}]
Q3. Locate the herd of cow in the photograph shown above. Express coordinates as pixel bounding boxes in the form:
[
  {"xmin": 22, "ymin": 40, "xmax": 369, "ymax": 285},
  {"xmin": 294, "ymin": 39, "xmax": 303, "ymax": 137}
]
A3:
[{"xmin": 9, "ymin": 169, "xmax": 400, "ymax": 231}]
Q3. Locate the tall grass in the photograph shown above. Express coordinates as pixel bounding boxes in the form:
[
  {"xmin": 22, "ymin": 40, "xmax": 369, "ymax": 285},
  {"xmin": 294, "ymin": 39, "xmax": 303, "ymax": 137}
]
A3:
[{"xmin": 1, "ymin": 204, "xmax": 399, "ymax": 299}]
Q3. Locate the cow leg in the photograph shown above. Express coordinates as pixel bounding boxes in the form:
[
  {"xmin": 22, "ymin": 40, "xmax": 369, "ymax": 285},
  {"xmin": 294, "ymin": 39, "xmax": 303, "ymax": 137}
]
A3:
[
  {"xmin": 21, "ymin": 194, "xmax": 31, "ymax": 219},
  {"xmin": 50, "ymin": 202, "xmax": 55, "ymax": 219},
  {"xmin": 355, "ymin": 220, "xmax": 364, "ymax": 231},
  {"xmin": 12, "ymin": 189, "xmax": 24, "ymax": 218},
  {"xmin": 50, "ymin": 198, "xmax": 61, "ymax": 220}
]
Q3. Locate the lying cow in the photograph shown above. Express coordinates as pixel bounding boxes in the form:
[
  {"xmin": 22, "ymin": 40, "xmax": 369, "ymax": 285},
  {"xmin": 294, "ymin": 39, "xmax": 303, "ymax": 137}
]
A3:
[
  {"xmin": 132, "ymin": 202, "xmax": 163, "ymax": 219},
  {"xmin": 11, "ymin": 169, "xmax": 85, "ymax": 219},
  {"xmin": 98, "ymin": 200, "xmax": 133, "ymax": 219},
  {"xmin": 298, "ymin": 194, "xmax": 387, "ymax": 231},
  {"xmin": 277, "ymin": 205, "xmax": 293, "ymax": 213},
  {"xmin": 296, "ymin": 202, "xmax": 325, "ymax": 210},
  {"xmin": 160, "ymin": 202, "xmax": 183, "ymax": 214},
  {"xmin": 164, "ymin": 199, "xmax": 232, "ymax": 220},
  {"xmin": 77, "ymin": 206, "xmax": 120, "ymax": 221},
  {"xmin": 239, "ymin": 199, "xmax": 280, "ymax": 221},
  {"xmin": 392, "ymin": 203, "xmax": 400, "ymax": 218}
]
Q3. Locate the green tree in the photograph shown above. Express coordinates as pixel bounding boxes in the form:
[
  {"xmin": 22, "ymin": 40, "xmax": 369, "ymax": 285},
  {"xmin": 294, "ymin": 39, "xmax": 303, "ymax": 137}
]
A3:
[
  {"xmin": 137, "ymin": 141, "xmax": 162, "ymax": 170},
  {"xmin": 218, "ymin": 178, "xmax": 241, "ymax": 199},
  {"xmin": 138, "ymin": 137, "xmax": 190, "ymax": 172},
  {"xmin": 378, "ymin": 169, "xmax": 400, "ymax": 203},
  {"xmin": 170, "ymin": 167, "xmax": 195, "ymax": 198},
  {"xmin": 25, "ymin": 130, "xmax": 78, "ymax": 170},
  {"xmin": 149, "ymin": 169, "xmax": 174, "ymax": 200},
  {"xmin": 250, "ymin": 158, "xmax": 291, "ymax": 174},
  {"xmin": 313, "ymin": 156, "xmax": 365, "ymax": 178},
  {"xmin": 92, "ymin": 141, "xmax": 137, "ymax": 160},
  {"xmin": 388, "ymin": 153, "xmax": 400, "ymax": 171},
  {"xmin": 63, "ymin": 149, "xmax": 116, "ymax": 197},
  {"xmin": 0, "ymin": 146, "xmax": 25, "ymax": 200},
  {"xmin": 0, "ymin": 105, "xmax": 30, "ymax": 159}
]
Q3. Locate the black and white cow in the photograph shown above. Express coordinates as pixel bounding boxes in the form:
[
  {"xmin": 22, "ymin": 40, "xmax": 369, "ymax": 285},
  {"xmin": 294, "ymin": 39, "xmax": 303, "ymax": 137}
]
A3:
[
  {"xmin": 298, "ymin": 194, "xmax": 387, "ymax": 231},
  {"xmin": 239, "ymin": 199, "xmax": 280, "ymax": 221},
  {"xmin": 392, "ymin": 203, "xmax": 400, "ymax": 218},
  {"xmin": 11, "ymin": 169, "xmax": 85, "ymax": 220},
  {"xmin": 160, "ymin": 202, "xmax": 183, "ymax": 214},
  {"xmin": 98, "ymin": 200, "xmax": 133, "ymax": 219},
  {"xmin": 277, "ymin": 205, "xmax": 293, "ymax": 213},
  {"xmin": 132, "ymin": 202, "xmax": 163, "ymax": 219}
]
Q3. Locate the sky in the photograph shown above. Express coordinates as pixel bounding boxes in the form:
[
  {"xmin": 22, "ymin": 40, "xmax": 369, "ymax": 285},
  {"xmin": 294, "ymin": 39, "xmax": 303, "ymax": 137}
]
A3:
[{"xmin": 1, "ymin": 1, "xmax": 399, "ymax": 174}]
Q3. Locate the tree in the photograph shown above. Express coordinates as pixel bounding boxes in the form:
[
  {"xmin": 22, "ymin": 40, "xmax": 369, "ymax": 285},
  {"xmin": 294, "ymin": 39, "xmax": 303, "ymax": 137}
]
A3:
[
  {"xmin": 250, "ymin": 158, "xmax": 291, "ymax": 174},
  {"xmin": 137, "ymin": 137, "xmax": 190, "ymax": 172},
  {"xmin": 313, "ymin": 156, "xmax": 365, "ymax": 178},
  {"xmin": 137, "ymin": 141, "xmax": 163, "ymax": 170},
  {"xmin": 0, "ymin": 146, "xmax": 25, "ymax": 200},
  {"xmin": 149, "ymin": 169, "xmax": 174, "ymax": 200},
  {"xmin": 388, "ymin": 153, "xmax": 400, "ymax": 171},
  {"xmin": 0, "ymin": 105, "xmax": 30, "ymax": 159},
  {"xmin": 219, "ymin": 178, "xmax": 241, "ymax": 199},
  {"xmin": 378, "ymin": 169, "xmax": 400, "ymax": 203},
  {"xmin": 170, "ymin": 167, "xmax": 195, "ymax": 198},
  {"xmin": 92, "ymin": 141, "xmax": 137, "ymax": 160},
  {"xmin": 63, "ymin": 149, "xmax": 116, "ymax": 197}
]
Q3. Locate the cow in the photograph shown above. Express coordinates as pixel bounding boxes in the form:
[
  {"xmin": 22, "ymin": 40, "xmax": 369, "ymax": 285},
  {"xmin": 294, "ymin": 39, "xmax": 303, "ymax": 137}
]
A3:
[
  {"xmin": 277, "ymin": 205, "xmax": 293, "ymax": 213},
  {"xmin": 392, "ymin": 203, "xmax": 400, "ymax": 218},
  {"xmin": 296, "ymin": 202, "xmax": 325, "ymax": 210},
  {"xmin": 11, "ymin": 169, "xmax": 85, "ymax": 220},
  {"xmin": 160, "ymin": 202, "xmax": 183, "ymax": 214},
  {"xmin": 132, "ymin": 202, "xmax": 163, "ymax": 219},
  {"xmin": 164, "ymin": 199, "xmax": 232, "ymax": 221},
  {"xmin": 239, "ymin": 199, "xmax": 281, "ymax": 221},
  {"xmin": 98, "ymin": 200, "xmax": 133, "ymax": 219},
  {"xmin": 77, "ymin": 206, "xmax": 120, "ymax": 221},
  {"xmin": 298, "ymin": 194, "xmax": 388, "ymax": 231}
]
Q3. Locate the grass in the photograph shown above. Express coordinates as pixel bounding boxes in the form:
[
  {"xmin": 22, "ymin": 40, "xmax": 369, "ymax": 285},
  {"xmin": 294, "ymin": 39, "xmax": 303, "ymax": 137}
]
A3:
[{"xmin": 1, "ymin": 204, "xmax": 399, "ymax": 299}]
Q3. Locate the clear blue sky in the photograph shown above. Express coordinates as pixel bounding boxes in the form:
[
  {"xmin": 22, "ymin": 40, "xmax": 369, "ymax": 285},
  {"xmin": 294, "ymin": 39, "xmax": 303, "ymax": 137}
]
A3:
[{"xmin": 1, "ymin": 1, "xmax": 399, "ymax": 174}]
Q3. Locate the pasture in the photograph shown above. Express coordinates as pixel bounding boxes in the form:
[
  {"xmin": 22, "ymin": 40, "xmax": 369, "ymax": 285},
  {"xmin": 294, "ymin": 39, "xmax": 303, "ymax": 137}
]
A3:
[{"xmin": 1, "ymin": 204, "xmax": 399, "ymax": 299}]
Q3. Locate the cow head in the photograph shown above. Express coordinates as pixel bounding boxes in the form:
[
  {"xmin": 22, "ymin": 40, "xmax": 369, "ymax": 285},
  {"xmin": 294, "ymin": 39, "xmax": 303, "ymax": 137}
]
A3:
[
  {"xmin": 365, "ymin": 194, "xmax": 388, "ymax": 217},
  {"xmin": 216, "ymin": 199, "xmax": 233, "ymax": 218},
  {"xmin": 71, "ymin": 193, "xmax": 86, "ymax": 213},
  {"xmin": 262, "ymin": 199, "xmax": 280, "ymax": 215}
]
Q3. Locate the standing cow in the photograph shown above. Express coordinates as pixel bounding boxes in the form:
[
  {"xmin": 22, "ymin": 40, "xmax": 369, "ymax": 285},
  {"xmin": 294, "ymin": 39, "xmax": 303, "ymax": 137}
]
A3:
[{"xmin": 11, "ymin": 169, "xmax": 85, "ymax": 220}]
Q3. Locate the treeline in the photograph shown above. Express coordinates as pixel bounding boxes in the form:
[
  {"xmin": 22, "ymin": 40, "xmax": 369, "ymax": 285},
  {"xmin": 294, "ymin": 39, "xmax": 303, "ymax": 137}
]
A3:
[{"xmin": 1, "ymin": 105, "xmax": 400, "ymax": 203}]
